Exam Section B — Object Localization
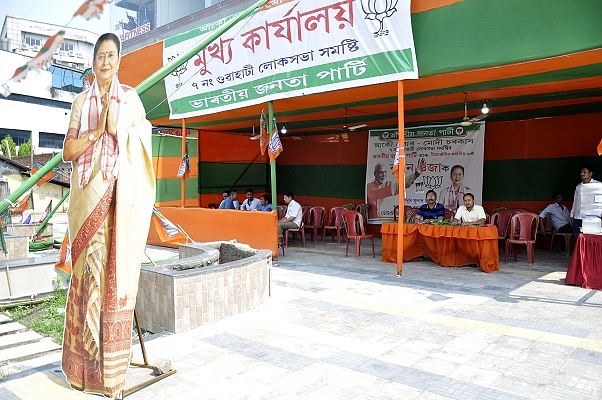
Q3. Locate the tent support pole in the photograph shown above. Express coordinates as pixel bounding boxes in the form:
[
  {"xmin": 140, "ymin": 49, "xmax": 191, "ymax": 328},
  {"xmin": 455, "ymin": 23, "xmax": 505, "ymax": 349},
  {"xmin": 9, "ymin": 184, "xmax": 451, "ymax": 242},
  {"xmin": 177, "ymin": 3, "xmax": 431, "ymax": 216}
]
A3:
[{"xmin": 397, "ymin": 81, "xmax": 405, "ymax": 276}]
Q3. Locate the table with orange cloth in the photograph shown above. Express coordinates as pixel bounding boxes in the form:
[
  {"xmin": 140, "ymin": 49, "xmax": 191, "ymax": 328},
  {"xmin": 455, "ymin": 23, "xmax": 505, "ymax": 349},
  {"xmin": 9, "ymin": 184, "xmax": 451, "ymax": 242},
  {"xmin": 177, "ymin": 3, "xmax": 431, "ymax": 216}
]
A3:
[
  {"xmin": 380, "ymin": 222, "xmax": 499, "ymax": 273},
  {"xmin": 565, "ymin": 233, "xmax": 602, "ymax": 289}
]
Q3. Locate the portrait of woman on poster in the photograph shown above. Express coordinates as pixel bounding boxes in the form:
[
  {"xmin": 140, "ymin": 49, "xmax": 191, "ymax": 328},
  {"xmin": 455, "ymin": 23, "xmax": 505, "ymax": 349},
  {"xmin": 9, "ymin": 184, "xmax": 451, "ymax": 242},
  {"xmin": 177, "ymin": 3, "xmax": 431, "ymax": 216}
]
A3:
[{"xmin": 439, "ymin": 164, "xmax": 471, "ymax": 213}]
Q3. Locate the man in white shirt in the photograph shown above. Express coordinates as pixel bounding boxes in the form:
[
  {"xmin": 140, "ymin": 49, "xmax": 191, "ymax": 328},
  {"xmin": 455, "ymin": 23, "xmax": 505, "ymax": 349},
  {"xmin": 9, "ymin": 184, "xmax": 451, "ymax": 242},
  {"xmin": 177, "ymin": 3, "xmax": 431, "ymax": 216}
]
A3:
[
  {"xmin": 452, "ymin": 193, "xmax": 486, "ymax": 226},
  {"xmin": 278, "ymin": 192, "xmax": 303, "ymax": 236},
  {"xmin": 570, "ymin": 165, "xmax": 600, "ymax": 237},
  {"xmin": 240, "ymin": 188, "xmax": 261, "ymax": 211},
  {"xmin": 539, "ymin": 192, "xmax": 572, "ymax": 232}
]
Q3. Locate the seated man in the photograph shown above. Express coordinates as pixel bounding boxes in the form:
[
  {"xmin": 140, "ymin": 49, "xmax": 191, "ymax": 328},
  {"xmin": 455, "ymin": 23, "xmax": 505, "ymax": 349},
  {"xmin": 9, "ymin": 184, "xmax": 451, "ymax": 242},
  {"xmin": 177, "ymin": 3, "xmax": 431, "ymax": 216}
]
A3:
[
  {"xmin": 218, "ymin": 190, "xmax": 228, "ymax": 208},
  {"xmin": 414, "ymin": 190, "xmax": 445, "ymax": 223},
  {"xmin": 452, "ymin": 193, "xmax": 486, "ymax": 226},
  {"xmin": 539, "ymin": 191, "xmax": 572, "ymax": 233},
  {"xmin": 257, "ymin": 194, "xmax": 273, "ymax": 211},
  {"xmin": 278, "ymin": 192, "xmax": 302, "ymax": 237},
  {"xmin": 219, "ymin": 189, "xmax": 238, "ymax": 209},
  {"xmin": 240, "ymin": 188, "xmax": 262, "ymax": 211}
]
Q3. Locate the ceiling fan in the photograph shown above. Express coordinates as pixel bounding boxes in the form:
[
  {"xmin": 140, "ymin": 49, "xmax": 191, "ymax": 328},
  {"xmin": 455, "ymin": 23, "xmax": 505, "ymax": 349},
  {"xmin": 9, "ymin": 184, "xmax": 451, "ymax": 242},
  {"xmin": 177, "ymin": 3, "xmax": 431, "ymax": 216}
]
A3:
[
  {"xmin": 249, "ymin": 121, "xmax": 260, "ymax": 140},
  {"xmin": 342, "ymin": 109, "xmax": 367, "ymax": 131},
  {"xmin": 460, "ymin": 93, "xmax": 489, "ymax": 126}
]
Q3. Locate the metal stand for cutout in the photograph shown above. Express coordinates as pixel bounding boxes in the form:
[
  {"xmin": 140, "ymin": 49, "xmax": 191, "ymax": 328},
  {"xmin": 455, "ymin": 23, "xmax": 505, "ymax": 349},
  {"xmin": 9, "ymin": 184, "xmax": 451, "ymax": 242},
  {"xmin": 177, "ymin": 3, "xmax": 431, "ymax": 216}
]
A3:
[{"xmin": 123, "ymin": 310, "xmax": 177, "ymax": 398}]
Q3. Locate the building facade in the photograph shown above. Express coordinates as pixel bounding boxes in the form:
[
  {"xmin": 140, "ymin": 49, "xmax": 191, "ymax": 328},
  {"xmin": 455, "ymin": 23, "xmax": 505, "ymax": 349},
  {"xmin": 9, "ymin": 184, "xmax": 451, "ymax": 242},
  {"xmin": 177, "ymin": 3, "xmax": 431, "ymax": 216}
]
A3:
[
  {"xmin": 112, "ymin": 0, "xmax": 254, "ymax": 54},
  {"xmin": 0, "ymin": 17, "xmax": 97, "ymax": 153}
]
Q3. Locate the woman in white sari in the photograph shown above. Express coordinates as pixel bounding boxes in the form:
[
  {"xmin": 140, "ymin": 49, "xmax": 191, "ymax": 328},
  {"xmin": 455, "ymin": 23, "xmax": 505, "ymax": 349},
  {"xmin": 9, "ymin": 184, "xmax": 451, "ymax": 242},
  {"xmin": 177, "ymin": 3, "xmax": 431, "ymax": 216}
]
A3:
[{"xmin": 61, "ymin": 33, "xmax": 155, "ymax": 399}]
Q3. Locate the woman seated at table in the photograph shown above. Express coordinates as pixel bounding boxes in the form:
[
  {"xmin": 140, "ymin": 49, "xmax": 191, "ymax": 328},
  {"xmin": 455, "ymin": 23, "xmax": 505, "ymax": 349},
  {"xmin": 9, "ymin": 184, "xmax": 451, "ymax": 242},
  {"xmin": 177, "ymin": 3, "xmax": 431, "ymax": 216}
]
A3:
[
  {"xmin": 413, "ymin": 190, "xmax": 445, "ymax": 223},
  {"xmin": 257, "ymin": 194, "xmax": 273, "ymax": 211},
  {"xmin": 452, "ymin": 193, "xmax": 486, "ymax": 226}
]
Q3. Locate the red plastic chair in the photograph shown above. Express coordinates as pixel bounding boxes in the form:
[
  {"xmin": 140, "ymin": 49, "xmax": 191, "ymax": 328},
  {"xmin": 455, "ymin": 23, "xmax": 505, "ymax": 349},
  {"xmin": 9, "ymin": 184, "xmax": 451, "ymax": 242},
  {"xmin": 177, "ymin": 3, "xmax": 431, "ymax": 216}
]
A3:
[
  {"xmin": 277, "ymin": 205, "xmax": 287, "ymax": 220},
  {"xmin": 444, "ymin": 210, "xmax": 455, "ymax": 220},
  {"xmin": 342, "ymin": 203, "xmax": 355, "ymax": 210},
  {"xmin": 342, "ymin": 210, "xmax": 375, "ymax": 259},
  {"xmin": 405, "ymin": 207, "xmax": 419, "ymax": 223},
  {"xmin": 304, "ymin": 206, "xmax": 325, "ymax": 244},
  {"xmin": 322, "ymin": 207, "xmax": 346, "ymax": 244},
  {"xmin": 355, "ymin": 203, "xmax": 369, "ymax": 225},
  {"xmin": 284, "ymin": 207, "xmax": 307, "ymax": 248},
  {"xmin": 504, "ymin": 212, "xmax": 539, "ymax": 266},
  {"xmin": 536, "ymin": 213, "xmax": 553, "ymax": 249},
  {"xmin": 491, "ymin": 209, "xmax": 513, "ymax": 245},
  {"xmin": 549, "ymin": 214, "xmax": 572, "ymax": 256}
]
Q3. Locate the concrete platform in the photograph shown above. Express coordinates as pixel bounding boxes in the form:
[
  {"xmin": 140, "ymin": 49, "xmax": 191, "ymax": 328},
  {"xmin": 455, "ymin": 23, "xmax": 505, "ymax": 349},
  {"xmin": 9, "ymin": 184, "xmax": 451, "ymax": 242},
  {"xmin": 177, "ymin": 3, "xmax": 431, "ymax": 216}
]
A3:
[{"xmin": 1, "ymin": 239, "xmax": 601, "ymax": 400}]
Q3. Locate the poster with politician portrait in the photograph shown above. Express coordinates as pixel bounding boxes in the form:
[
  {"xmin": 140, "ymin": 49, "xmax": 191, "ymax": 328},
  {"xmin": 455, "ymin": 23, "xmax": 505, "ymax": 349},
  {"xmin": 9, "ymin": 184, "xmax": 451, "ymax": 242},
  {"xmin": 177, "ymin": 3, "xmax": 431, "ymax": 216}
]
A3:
[{"xmin": 366, "ymin": 123, "xmax": 485, "ymax": 223}]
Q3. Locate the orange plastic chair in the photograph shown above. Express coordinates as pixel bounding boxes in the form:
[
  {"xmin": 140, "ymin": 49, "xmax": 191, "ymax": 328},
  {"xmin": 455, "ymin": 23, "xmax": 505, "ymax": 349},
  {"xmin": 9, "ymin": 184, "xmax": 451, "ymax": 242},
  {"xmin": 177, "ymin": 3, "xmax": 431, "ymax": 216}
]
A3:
[
  {"xmin": 284, "ymin": 207, "xmax": 307, "ymax": 248},
  {"xmin": 322, "ymin": 206, "xmax": 346, "ymax": 244},
  {"xmin": 342, "ymin": 210, "xmax": 375, "ymax": 259},
  {"xmin": 304, "ymin": 206, "xmax": 325, "ymax": 244},
  {"xmin": 504, "ymin": 212, "xmax": 539, "ymax": 266}
]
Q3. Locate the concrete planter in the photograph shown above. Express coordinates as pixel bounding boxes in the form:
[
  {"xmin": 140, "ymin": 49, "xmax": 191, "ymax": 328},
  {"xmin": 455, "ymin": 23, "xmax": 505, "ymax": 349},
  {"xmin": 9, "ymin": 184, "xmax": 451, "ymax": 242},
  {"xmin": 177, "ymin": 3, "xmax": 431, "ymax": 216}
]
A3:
[{"xmin": 136, "ymin": 241, "xmax": 272, "ymax": 334}]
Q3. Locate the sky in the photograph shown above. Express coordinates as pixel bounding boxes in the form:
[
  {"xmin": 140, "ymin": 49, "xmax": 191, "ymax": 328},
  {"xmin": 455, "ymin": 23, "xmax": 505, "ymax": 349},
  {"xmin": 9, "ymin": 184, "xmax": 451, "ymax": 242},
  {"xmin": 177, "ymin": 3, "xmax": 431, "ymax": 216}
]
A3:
[{"xmin": 0, "ymin": 0, "xmax": 112, "ymax": 35}]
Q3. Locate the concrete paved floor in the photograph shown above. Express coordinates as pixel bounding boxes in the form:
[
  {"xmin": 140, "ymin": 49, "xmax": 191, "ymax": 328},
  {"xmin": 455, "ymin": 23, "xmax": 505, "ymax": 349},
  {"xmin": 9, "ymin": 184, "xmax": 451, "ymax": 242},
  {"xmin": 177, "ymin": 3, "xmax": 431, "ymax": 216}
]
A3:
[{"xmin": 1, "ymin": 237, "xmax": 601, "ymax": 400}]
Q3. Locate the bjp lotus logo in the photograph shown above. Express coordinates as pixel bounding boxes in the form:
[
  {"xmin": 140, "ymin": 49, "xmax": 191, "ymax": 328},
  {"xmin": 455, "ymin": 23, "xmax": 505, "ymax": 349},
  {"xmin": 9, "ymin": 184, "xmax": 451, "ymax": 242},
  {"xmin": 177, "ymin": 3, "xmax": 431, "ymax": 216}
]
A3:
[
  {"xmin": 360, "ymin": 0, "xmax": 399, "ymax": 37},
  {"xmin": 423, "ymin": 175, "xmax": 444, "ymax": 190}
]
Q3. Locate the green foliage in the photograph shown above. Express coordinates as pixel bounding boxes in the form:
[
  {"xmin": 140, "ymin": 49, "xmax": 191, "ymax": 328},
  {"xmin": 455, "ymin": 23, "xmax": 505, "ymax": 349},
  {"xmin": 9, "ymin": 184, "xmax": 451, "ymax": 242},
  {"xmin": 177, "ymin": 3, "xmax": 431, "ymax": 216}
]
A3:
[
  {"xmin": 426, "ymin": 219, "xmax": 453, "ymax": 225},
  {"xmin": 1, "ymin": 288, "xmax": 68, "ymax": 344},
  {"xmin": 17, "ymin": 139, "xmax": 32, "ymax": 156},
  {"xmin": 0, "ymin": 136, "xmax": 17, "ymax": 158}
]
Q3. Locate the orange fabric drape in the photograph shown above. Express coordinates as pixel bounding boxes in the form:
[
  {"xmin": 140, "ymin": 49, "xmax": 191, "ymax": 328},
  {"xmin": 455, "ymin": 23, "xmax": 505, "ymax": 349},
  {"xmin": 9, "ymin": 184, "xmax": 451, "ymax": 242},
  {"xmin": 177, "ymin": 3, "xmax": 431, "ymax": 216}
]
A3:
[
  {"xmin": 147, "ymin": 207, "xmax": 279, "ymax": 259},
  {"xmin": 381, "ymin": 223, "xmax": 499, "ymax": 273}
]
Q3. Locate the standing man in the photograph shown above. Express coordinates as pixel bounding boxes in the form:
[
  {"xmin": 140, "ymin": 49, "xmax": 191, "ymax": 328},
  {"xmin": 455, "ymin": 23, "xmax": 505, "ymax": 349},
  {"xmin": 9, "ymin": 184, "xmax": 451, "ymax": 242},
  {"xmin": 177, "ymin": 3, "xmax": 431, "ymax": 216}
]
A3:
[
  {"xmin": 240, "ymin": 188, "xmax": 261, "ymax": 211},
  {"xmin": 278, "ymin": 192, "xmax": 302, "ymax": 237},
  {"xmin": 219, "ymin": 189, "xmax": 238, "ymax": 209},
  {"xmin": 414, "ymin": 190, "xmax": 445, "ymax": 222},
  {"xmin": 539, "ymin": 192, "xmax": 572, "ymax": 232},
  {"xmin": 570, "ymin": 166, "xmax": 600, "ymax": 237},
  {"xmin": 452, "ymin": 193, "xmax": 486, "ymax": 226}
]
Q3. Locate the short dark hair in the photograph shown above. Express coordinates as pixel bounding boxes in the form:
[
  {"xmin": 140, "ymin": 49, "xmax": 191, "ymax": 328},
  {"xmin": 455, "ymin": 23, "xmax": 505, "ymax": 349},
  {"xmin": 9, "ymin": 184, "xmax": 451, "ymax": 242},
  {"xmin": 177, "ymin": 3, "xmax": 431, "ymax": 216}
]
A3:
[
  {"xmin": 285, "ymin": 192, "xmax": 294, "ymax": 199},
  {"xmin": 229, "ymin": 189, "xmax": 237, "ymax": 196},
  {"xmin": 94, "ymin": 33, "xmax": 121, "ymax": 58},
  {"xmin": 580, "ymin": 165, "xmax": 593, "ymax": 174},
  {"xmin": 425, "ymin": 190, "xmax": 437, "ymax": 199},
  {"xmin": 261, "ymin": 194, "xmax": 271, "ymax": 203},
  {"xmin": 450, "ymin": 165, "xmax": 464, "ymax": 176},
  {"xmin": 463, "ymin": 192, "xmax": 475, "ymax": 200},
  {"xmin": 552, "ymin": 191, "xmax": 563, "ymax": 199},
  {"xmin": 246, "ymin": 188, "xmax": 254, "ymax": 194}
]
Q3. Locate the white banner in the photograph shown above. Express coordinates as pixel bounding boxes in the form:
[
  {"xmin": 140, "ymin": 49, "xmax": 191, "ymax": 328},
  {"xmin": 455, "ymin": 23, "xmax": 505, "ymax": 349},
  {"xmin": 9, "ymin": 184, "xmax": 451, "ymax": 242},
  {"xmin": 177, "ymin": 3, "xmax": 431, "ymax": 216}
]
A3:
[
  {"xmin": 366, "ymin": 123, "xmax": 486, "ymax": 223},
  {"xmin": 163, "ymin": 0, "xmax": 418, "ymax": 119}
]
